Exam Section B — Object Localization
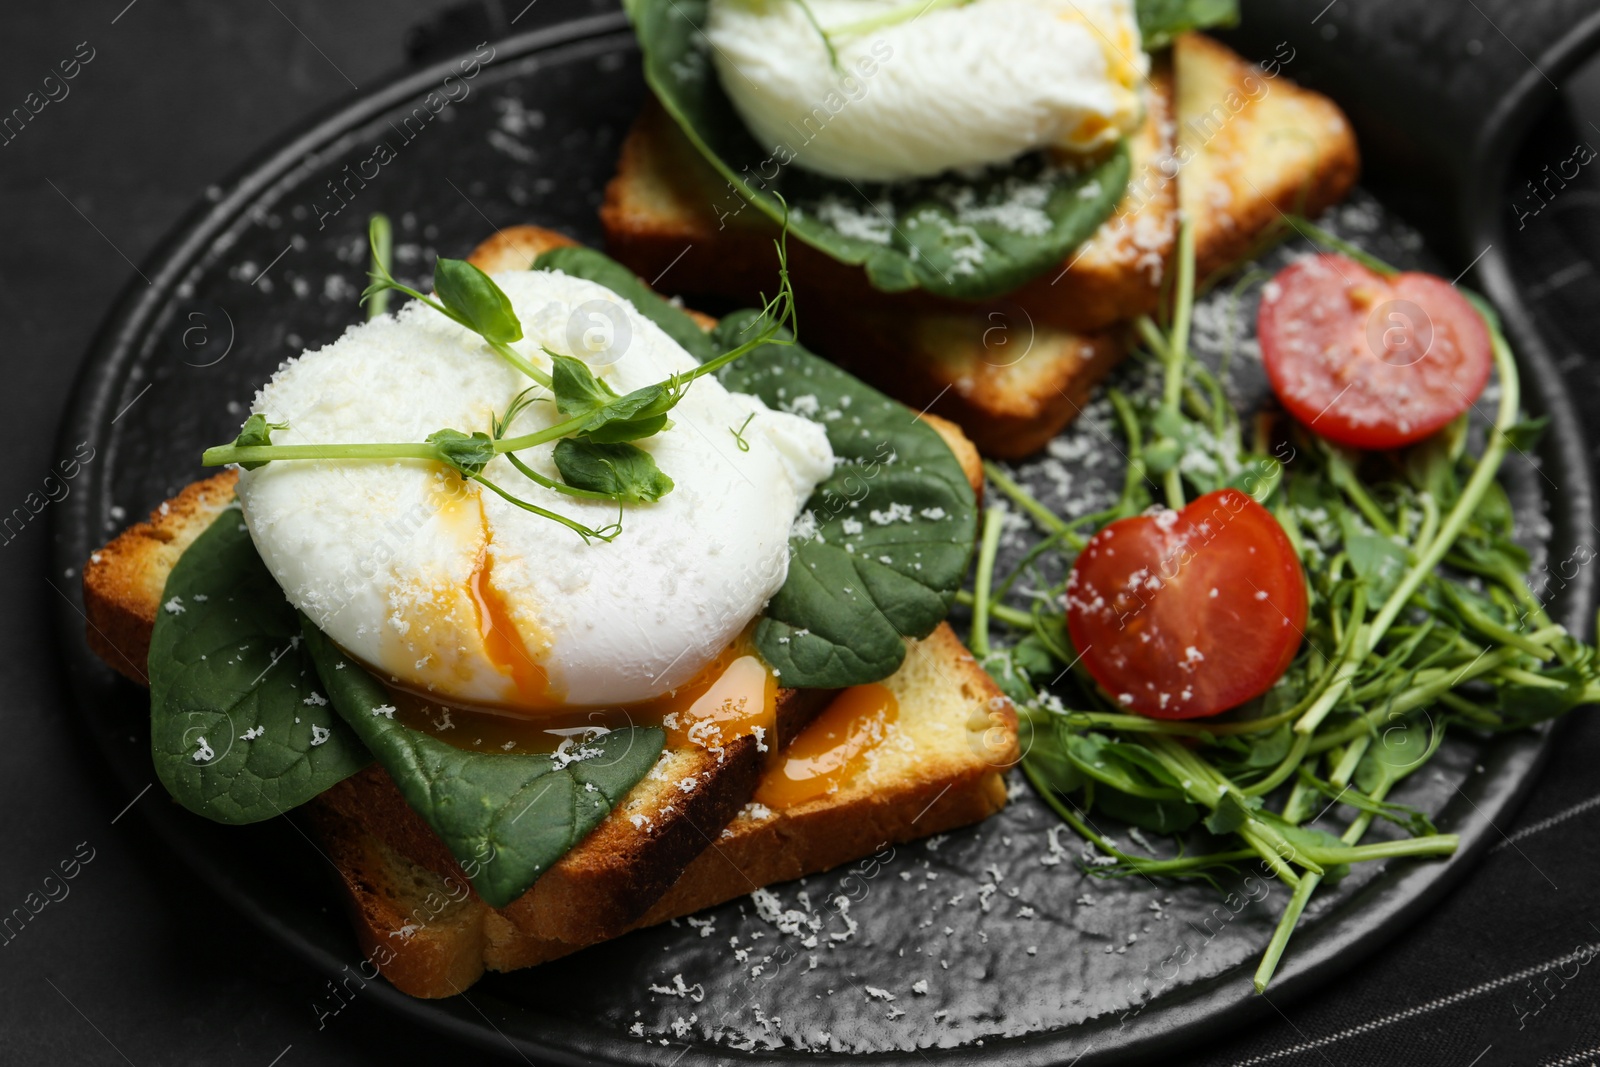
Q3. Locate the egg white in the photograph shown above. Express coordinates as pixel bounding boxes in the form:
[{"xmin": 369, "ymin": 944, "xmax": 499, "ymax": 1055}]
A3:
[
  {"xmin": 704, "ymin": 0, "xmax": 1147, "ymax": 183},
  {"xmin": 235, "ymin": 270, "xmax": 833, "ymax": 708}
]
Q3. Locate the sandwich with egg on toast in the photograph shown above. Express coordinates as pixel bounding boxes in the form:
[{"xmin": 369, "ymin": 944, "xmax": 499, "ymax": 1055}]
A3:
[
  {"xmin": 601, "ymin": 24, "xmax": 1359, "ymax": 456},
  {"xmin": 83, "ymin": 221, "xmax": 1017, "ymax": 997}
]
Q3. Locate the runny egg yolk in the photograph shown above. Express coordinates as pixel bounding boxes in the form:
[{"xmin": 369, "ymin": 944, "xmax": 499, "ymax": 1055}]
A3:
[
  {"xmin": 658, "ymin": 645, "xmax": 778, "ymax": 754},
  {"xmin": 374, "ymin": 485, "xmax": 568, "ymax": 711},
  {"xmin": 388, "ymin": 629, "xmax": 779, "ymax": 757},
  {"xmin": 467, "ymin": 549, "xmax": 553, "ymax": 710},
  {"xmin": 754, "ymin": 684, "xmax": 899, "ymax": 809},
  {"xmin": 379, "ymin": 490, "xmax": 781, "ymax": 753}
]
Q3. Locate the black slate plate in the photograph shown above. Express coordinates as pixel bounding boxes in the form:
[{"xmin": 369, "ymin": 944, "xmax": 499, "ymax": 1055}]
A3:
[{"xmin": 49, "ymin": 9, "xmax": 1598, "ymax": 1066}]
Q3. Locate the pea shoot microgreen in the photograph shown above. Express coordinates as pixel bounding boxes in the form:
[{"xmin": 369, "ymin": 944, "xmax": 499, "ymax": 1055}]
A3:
[
  {"xmin": 365, "ymin": 212, "xmax": 393, "ymax": 320},
  {"xmin": 967, "ymin": 217, "xmax": 1600, "ymax": 992},
  {"xmin": 204, "ymin": 210, "xmax": 797, "ymax": 543},
  {"xmin": 360, "ymin": 233, "xmax": 552, "ymax": 387}
]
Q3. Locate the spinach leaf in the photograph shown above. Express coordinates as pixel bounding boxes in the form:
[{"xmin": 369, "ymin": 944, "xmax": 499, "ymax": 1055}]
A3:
[
  {"xmin": 302, "ymin": 624, "xmax": 665, "ymax": 909},
  {"xmin": 147, "ymin": 505, "xmax": 369, "ymax": 825},
  {"xmin": 1135, "ymin": 0, "xmax": 1240, "ymax": 49},
  {"xmin": 531, "ymin": 246, "xmax": 979, "ymax": 688},
  {"xmin": 628, "ymin": 0, "xmax": 1129, "ymax": 300},
  {"xmin": 713, "ymin": 312, "xmax": 978, "ymax": 686}
]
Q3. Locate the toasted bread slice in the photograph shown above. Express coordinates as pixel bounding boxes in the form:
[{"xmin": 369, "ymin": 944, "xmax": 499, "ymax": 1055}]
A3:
[
  {"xmin": 83, "ymin": 232, "xmax": 1005, "ymax": 988},
  {"xmin": 84, "ymin": 452, "xmax": 983, "ymax": 950},
  {"xmin": 84, "ymin": 476, "xmax": 998, "ymax": 991},
  {"xmin": 86, "ymin": 478, "xmax": 1007, "ymax": 995},
  {"xmin": 1176, "ymin": 33, "xmax": 1361, "ymax": 282},
  {"xmin": 600, "ymin": 34, "xmax": 1358, "ymax": 458},
  {"xmin": 307, "ymin": 621, "xmax": 1012, "ymax": 995},
  {"xmin": 796, "ymin": 305, "xmax": 1130, "ymax": 461}
]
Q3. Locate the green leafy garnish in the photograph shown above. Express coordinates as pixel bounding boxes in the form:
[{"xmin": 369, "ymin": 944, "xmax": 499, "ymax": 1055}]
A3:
[
  {"xmin": 550, "ymin": 351, "xmax": 621, "ymax": 415},
  {"xmin": 361, "ymin": 221, "xmax": 549, "ymax": 387},
  {"xmin": 546, "ymin": 352, "xmax": 674, "ymax": 443},
  {"xmin": 147, "ymin": 508, "xmax": 369, "ymax": 824},
  {"xmin": 302, "ymin": 623, "xmax": 664, "ymax": 909},
  {"xmin": 434, "ymin": 256, "xmax": 523, "ymax": 345},
  {"xmin": 423, "ymin": 426, "xmax": 625, "ymax": 541},
  {"xmin": 628, "ymin": 0, "xmax": 1129, "ymax": 300},
  {"xmin": 974, "ymin": 217, "xmax": 1599, "ymax": 993}
]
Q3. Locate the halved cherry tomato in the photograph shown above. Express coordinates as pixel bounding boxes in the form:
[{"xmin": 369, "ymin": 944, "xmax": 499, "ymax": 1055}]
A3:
[
  {"xmin": 1064, "ymin": 489, "xmax": 1307, "ymax": 720},
  {"xmin": 1257, "ymin": 253, "xmax": 1492, "ymax": 450}
]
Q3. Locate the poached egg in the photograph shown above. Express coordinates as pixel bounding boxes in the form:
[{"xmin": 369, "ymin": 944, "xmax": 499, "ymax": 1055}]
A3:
[
  {"xmin": 704, "ymin": 0, "xmax": 1147, "ymax": 183},
  {"xmin": 235, "ymin": 269, "xmax": 833, "ymax": 711}
]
